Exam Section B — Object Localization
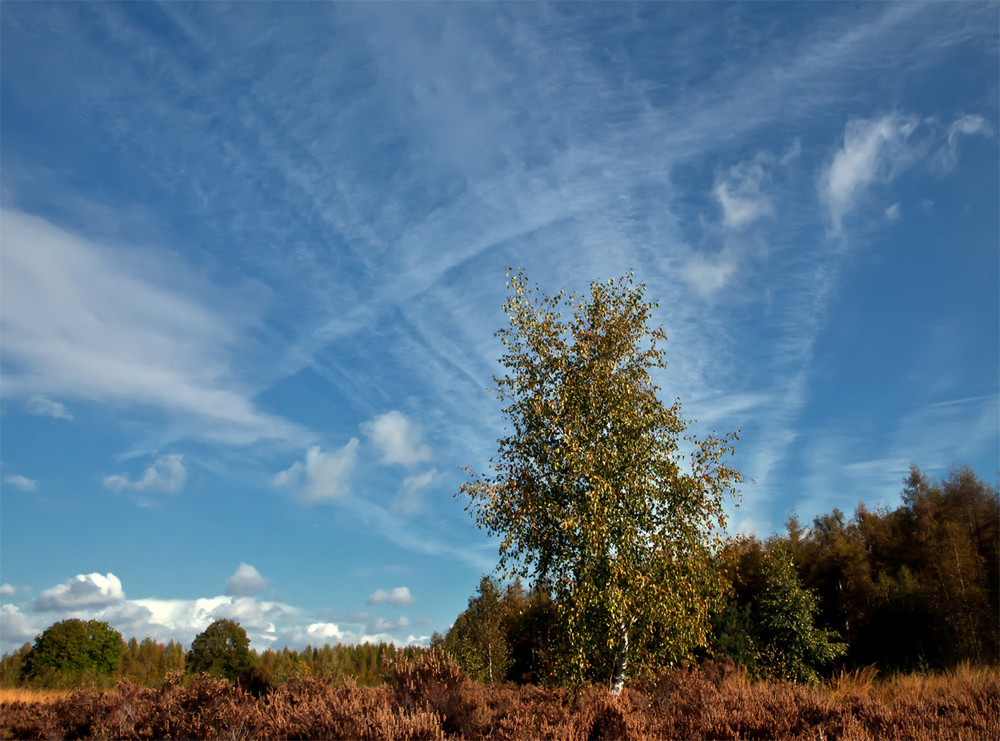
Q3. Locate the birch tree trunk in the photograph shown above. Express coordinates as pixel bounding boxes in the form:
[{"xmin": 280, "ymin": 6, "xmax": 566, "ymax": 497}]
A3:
[{"xmin": 611, "ymin": 621, "xmax": 629, "ymax": 696}]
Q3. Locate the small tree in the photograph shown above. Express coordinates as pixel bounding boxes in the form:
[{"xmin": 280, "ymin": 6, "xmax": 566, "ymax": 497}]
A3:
[
  {"xmin": 25, "ymin": 619, "xmax": 124, "ymax": 687},
  {"xmin": 753, "ymin": 545, "xmax": 846, "ymax": 684},
  {"xmin": 461, "ymin": 269, "xmax": 743, "ymax": 692},
  {"xmin": 187, "ymin": 619, "xmax": 253, "ymax": 680},
  {"xmin": 444, "ymin": 576, "xmax": 513, "ymax": 684}
]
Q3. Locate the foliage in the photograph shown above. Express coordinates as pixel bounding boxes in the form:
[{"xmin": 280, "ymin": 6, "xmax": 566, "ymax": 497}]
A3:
[
  {"xmin": 121, "ymin": 637, "xmax": 185, "ymax": 686},
  {"xmin": 442, "ymin": 577, "xmax": 556, "ymax": 685},
  {"xmin": 23, "ymin": 619, "xmax": 124, "ymax": 688},
  {"xmin": 461, "ymin": 269, "xmax": 743, "ymax": 690},
  {"xmin": 441, "ymin": 576, "xmax": 512, "ymax": 684},
  {"xmin": 788, "ymin": 464, "xmax": 999, "ymax": 671},
  {"xmin": 186, "ymin": 619, "xmax": 253, "ymax": 681},
  {"xmin": 752, "ymin": 545, "xmax": 846, "ymax": 684}
]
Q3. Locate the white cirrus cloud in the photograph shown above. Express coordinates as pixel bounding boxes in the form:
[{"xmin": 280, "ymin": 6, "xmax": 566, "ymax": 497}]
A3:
[
  {"xmin": 937, "ymin": 114, "xmax": 992, "ymax": 171},
  {"xmin": 713, "ymin": 158, "xmax": 774, "ymax": 231},
  {"xmin": 367, "ymin": 586, "xmax": 414, "ymax": 606},
  {"xmin": 4, "ymin": 474, "xmax": 38, "ymax": 492},
  {"xmin": 393, "ymin": 468, "xmax": 439, "ymax": 514},
  {"xmin": 225, "ymin": 563, "xmax": 268, "ymax": 596},
  {"xmin": 819, "ymin": 114, "xmax": 919, "ymax": 232},
  {"xmin": 33, "ymin": 572, "xmax": 126, "ymax": 612},
  {"xmin": 361, "ymin": 411, "xmax": 432, "ymax": 466},
  {"xmin": 680, "ymin": 252, "xmax": 739, "ymax": 299},
  {"xmin": 25, "ymin": 395, "xmax": 73, "ymax": 421},
  {"xmin": 272, "ymin": 440, "xmax": 360, "ymax": 503},
  {"xmin": 0, "ymin": 209, "xmax": 304, "ymax": 446},
  {"xmin": 104, "ymin": 454, "xmax": 187, "ymax": 494}
]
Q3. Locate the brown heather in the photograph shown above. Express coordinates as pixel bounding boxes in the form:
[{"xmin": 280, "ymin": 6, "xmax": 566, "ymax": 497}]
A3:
[{"xmin": 1, "ymin": 655, "xmax": 997, "ymax": 740}]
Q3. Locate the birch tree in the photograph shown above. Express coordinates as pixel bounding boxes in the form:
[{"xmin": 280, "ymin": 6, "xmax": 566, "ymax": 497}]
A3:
[{"xmin": 461, "ymin": 269, "xmax": 743, "ymax": 693}]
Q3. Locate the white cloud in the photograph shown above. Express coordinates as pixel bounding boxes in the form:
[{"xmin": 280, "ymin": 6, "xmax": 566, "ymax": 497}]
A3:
[
  {"xmin": 819, "ymin": 114, "xmax": 919, "ymax": 232},
  {"xmin": 4, "ymin": 474, "xmax": 38, "ymax": 492},
  {"xmin": 885, "ymin": 202, "xmax": 901, "ymax": 221},
  {"xmin": 0, "ymin": 209, "xmax": 304, "ymax": 446},
  {"xmin": 369, "ymin": 615, "xmax": 411, "ymax": 633},
  {"xmin": 361, "ymin": 411, "xmax": 432, "ymax": 466},
  {"xmin": 367, "ymin": 586, "xmax": 414, "ymax": 606},
  {"xmin": 272, "ymin": 440, "xmax": 360, "ymax": 502},
  {"xmin": 25, "ymin": 395, "xmax": 73, "ymax": 421},
  {"xmin": 713, "ymin": 159, "xmax": 774, "ymax": 230},
  {"xmin": 225, "ymin": 563, "xmax": 268, "ymax": 596},
  {"xmin": 937, "ymin": 114, "xmax": 992, "ymax": 170},
  {"xmin": 0, "ymin": 604, "xmax": 41, "ymax": 648},
  {"xmin": 104, "ymin": 454, "xmax": 187, "ymax": 494},
  {"xmin": 33, "ymin": 572, "xmax": 126, "ymax": 611},
  {"xmin": 680, "ymin": 252, "xmax": 739, "ymax": 299},
  {"xmin": 393, "ymin": 468, "xmax": 439, "ymax": 513},
  {"xmin": 0, "ymin": 584, "xmax": 16, "ymax": 598}
]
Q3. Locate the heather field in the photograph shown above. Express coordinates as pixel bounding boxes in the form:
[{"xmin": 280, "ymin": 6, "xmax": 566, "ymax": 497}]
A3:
[{"xmin": 2, "ymin": 657, "xmax": 996, "ymax": 741}]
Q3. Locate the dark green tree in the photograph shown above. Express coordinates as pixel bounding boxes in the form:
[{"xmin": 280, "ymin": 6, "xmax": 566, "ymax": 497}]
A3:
[
  {"xmin": 186, "ymin": 619, "xmax": 253, "ymax": 680},
  {"xmin": 753, "ymin": 545, "xmax": 846, "ymax": 684},
  {"xmin": 25, "ymin": 619, "xmax": 124, "ymax": 687}
]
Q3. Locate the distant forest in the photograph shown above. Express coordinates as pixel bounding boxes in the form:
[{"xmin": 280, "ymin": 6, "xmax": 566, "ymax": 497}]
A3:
[{"xmin": 1, "ymin": 464, "xmax": 996, "ymax": 690}]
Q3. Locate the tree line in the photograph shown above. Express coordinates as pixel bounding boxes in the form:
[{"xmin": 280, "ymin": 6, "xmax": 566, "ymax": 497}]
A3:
[
  {"xmin": 0, "ymin": 618, "xmax": 425, "ymax": 689},
  {"xmin": 441, "ymin": 463, "xmax": 998, "ymax": 687}
]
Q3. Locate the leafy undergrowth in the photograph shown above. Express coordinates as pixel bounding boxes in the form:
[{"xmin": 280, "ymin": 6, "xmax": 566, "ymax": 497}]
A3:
[{"xmin": 1, "ymin": 655, "xmax": 997, "ymax": 740}]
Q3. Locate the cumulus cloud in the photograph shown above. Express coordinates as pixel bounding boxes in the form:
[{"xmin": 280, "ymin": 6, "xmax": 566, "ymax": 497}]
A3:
[
  {"xmin": 225, "ymin": 563, "xmax": 268, "ymax": 596},
  {"xmin": 33, "ymin": 572, "xmax": 125, "ymax": 611},
  {"xmin": 104, "ymin": 454, "xmax": 187, "ymax": 494},
  {"xmin": 713, "ymin": 159, "xmax": 774, "ymax": 230},
  {"xmin": 367, "ymin": 586, "xmax": 414, "ymax": 606},
  {"xmin": 26, "ymin": 395, "xmax": 73, "ymax": 421},
  {"xmin": 361, "ymin": 411, "xmax": 432, "ymax": 466},
  {"xmin": 819, "ymin": 114, "xmax": 919, "ymax": 231},
  {"xmin": 1, "ymin": 569, "xmax": 425, "ymax": 653},
  {"xmin": 272, "ymin": 440, "xmax": 360, "ymax": 502},
  {"xmin": 4, "ymin": 474, "xmax": 38, "ymax": 492},
  {"xmin": 1, "ymin": 604, "xmax": 41, "ymax": 648},
  {"xmin": 0, "ymin": 584, "xmax": 16, "ymax": 598},
  {"xmin": 369, "ymin": 615, "xmax": 411, "ymax": 633}
]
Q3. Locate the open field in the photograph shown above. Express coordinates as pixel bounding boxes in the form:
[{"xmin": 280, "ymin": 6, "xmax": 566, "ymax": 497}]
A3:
[{"xmin": 2, "ymin": 659, "xmax": 997, "ymax": 740}]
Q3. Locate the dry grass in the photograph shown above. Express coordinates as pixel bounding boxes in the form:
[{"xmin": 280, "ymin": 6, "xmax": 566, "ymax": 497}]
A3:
[
  {"xmin": 0, "ymin": 687, "xmax": 73, "ymax": 704},
  {"xmin": 1, "ymin": 660, "xmax": 996, "ymax": 740},
  {"xmin": 826, "ymin": 664, "xmax": 880, "ymax": 701}
]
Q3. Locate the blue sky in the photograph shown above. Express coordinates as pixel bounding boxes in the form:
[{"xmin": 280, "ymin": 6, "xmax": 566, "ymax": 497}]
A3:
[{"xmin": 1, "ymin": 1, "xmax": 997, "ymax": 654}]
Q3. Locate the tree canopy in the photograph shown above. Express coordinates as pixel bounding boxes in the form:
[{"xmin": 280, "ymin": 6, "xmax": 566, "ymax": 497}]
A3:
[
  {"xmin": 187, "ymin": 619, "xmax": 253, "ymax": 680},
  {"xmin": 461, "ymin": 269, "xmax": 744, "ymax": 691},
  {"xmin": 25, "ymin": 618, "xmax": 124, "ymax": 687}
]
